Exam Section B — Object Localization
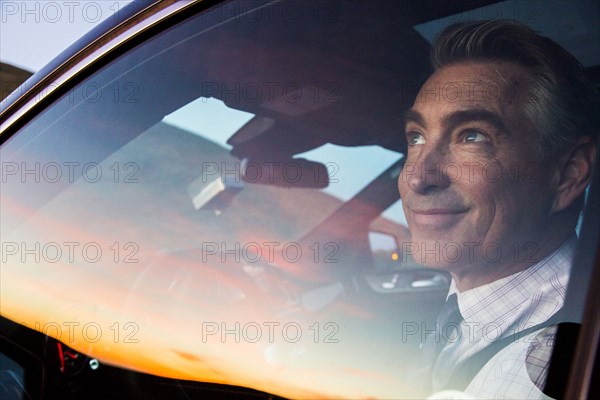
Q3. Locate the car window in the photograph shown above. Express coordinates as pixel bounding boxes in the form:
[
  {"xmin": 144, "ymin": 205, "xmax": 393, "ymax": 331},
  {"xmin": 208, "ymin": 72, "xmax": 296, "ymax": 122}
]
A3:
[{"xmin": 1, "ymin": 0, "xmax": 598, "ymax": 398}]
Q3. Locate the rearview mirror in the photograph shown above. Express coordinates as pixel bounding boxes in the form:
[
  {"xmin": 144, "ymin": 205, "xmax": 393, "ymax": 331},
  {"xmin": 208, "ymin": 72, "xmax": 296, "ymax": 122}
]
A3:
[{"xmin": 240, "ymin": 157, "xmax": 329, "ymax": 188}]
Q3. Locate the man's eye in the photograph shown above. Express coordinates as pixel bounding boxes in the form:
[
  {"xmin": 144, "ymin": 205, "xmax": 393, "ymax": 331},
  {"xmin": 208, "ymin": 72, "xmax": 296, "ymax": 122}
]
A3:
[
  {"xmin": 461, "ymin": 130, "xmax": 489, "ymax": 143},
  {"xmin": 407, "ymin": 132, "xmax": 426, "ymax": 145}
]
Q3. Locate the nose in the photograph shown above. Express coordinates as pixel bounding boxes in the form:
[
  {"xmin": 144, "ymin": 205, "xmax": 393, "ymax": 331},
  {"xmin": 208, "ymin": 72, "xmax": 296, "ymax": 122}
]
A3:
[{"xmin": 401, "ymin": 146, "xmax": 451, "ymax": 195}]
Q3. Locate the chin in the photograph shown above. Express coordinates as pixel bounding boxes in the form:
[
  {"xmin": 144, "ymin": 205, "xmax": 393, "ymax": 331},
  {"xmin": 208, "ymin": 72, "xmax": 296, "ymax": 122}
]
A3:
[{"xmin": 402, "ymin": 234, "xmax": 477, "ymax": 269}]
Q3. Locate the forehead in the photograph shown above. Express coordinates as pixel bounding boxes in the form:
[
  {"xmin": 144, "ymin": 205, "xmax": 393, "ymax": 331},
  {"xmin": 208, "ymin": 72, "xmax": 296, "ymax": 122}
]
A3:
[{"xmin": 412, "ymin": 61, "xmax": 532, "ymax": 112}]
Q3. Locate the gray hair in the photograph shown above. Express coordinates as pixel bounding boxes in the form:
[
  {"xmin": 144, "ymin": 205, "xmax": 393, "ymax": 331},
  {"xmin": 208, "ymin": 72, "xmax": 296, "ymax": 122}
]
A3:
[{"xmin": 431, "ymin": 20, "xmax": 600, "ymax": 160}]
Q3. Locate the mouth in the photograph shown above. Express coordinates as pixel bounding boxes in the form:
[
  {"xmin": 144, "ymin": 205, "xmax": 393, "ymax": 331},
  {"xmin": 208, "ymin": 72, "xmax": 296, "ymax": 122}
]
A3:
[{"xmin": 409, "ymin": 208, "xmax": 468, "ymax": 227}]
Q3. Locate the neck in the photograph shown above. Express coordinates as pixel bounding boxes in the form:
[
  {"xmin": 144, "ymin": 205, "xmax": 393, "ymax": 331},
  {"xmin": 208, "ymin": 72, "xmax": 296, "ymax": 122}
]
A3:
[{"xmin": 450, "ymin": 221, "xmax": 575, "ymax": 292}]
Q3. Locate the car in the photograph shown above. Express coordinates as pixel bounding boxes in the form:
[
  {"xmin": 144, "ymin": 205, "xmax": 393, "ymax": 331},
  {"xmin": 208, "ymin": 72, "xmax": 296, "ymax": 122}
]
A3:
[{"xmin": 1, "ymin": 0, "xmax": 599, "ymax": 399}]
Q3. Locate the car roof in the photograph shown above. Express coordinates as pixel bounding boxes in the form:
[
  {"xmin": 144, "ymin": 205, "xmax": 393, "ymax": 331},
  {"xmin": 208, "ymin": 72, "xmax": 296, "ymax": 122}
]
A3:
[
  {"xmin": 0, "ymin": 0, "xmax": 159, "ymax": 115},
  {"xmin": 2, "ymin": 0, "xmax": 598, "ymax": 129}
]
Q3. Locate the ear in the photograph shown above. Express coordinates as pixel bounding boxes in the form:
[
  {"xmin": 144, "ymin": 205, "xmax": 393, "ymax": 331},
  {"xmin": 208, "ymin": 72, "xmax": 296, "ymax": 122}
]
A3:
[{"xmin": 551, "ymin": 137, "xmax": 596, "ymax": 213}]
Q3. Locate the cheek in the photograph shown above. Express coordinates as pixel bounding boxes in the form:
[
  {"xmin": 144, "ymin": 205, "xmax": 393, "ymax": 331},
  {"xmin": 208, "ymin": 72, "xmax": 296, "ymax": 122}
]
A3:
[
  {"xmin": 397, "ymin": 182, "xmax": 411, "ymax": 224},
  {"xmin": 454, "ymin": 165, "xmax": 504, "ymax": 227},
  {"xmin": 465, "ymin": 167, "xmax": 550, "ymax": 236},
  {"xmin": 397, "ymin": 174, "xmax": 407, "ymax": 197},
  {"xmin": 454, "ymin": 163, "xmax": 498, "ymax": 201},
  {"xmin": 397, "ymin": 167, "xmax": 412, "ymax": 198}
]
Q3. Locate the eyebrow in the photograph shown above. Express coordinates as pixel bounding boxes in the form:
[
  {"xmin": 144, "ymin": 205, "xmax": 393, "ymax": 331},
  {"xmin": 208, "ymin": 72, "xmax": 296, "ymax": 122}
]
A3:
[
  {"xmin": 403, "ymin": 109, "xmax": 426, "ymax": 129},
  {"xmin": 443, "ymin": 109, "xmax": 509, "ymax": 135},
  {"xmin": 403, "ymin": 108, "xmax": 509, "ymax": 135}
]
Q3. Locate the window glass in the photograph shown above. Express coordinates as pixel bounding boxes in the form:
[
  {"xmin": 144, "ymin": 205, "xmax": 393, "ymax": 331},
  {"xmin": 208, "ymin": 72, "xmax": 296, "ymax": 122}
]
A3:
[
  {"xmin": 0, "ymin": 2, "xmax": 433, "ymax": 397},
  {"xmin": 1, "ymin": 0, "xmax": 597, "ymax": 398},
  {"xmin": 0, "ymin": 352, "xmax": 25, "ymax": 400}
]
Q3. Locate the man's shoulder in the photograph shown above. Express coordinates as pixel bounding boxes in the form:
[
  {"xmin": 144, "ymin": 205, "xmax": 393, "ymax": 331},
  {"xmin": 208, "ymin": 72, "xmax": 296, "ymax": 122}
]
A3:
[
  {"xmin": 465, "ymin": 325, "xmax": 559, "ymax": 399},
  {"xmin": 525, "ymin": 325, "xmax": 558, "ymax": 390}
]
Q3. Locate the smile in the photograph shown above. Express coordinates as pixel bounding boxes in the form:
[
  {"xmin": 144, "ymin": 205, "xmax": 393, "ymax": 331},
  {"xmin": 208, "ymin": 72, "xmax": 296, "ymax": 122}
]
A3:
[{"xmin": 410, "ymin": 208, "xmax": 468, "ymax": 227}]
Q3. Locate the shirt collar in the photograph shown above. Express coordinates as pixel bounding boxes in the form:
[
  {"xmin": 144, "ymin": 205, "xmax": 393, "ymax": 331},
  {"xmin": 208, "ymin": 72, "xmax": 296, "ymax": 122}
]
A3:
[{"xmin": 447, "ymin": 235, "xmax": 576, "ymax": 329}]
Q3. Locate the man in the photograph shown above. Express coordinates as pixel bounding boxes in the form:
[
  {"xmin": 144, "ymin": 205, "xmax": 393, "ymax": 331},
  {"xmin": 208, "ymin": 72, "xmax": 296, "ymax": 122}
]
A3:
[{"xmin": 398, "ymin": 20, "xmax": 599, "ymax": 398}]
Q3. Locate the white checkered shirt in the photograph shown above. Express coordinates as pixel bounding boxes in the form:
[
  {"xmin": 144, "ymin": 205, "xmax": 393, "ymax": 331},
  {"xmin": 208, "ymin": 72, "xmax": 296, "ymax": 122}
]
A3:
[{"xmin": 434, "ymin": 235, "xmax": 576, "ymax": 399}]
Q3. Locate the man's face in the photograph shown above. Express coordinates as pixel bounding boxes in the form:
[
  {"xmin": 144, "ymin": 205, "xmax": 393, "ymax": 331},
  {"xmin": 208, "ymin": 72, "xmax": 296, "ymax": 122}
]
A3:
[{"xmin": 398, "ymin": 62, "xmax": 558, "ymax": 275}]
